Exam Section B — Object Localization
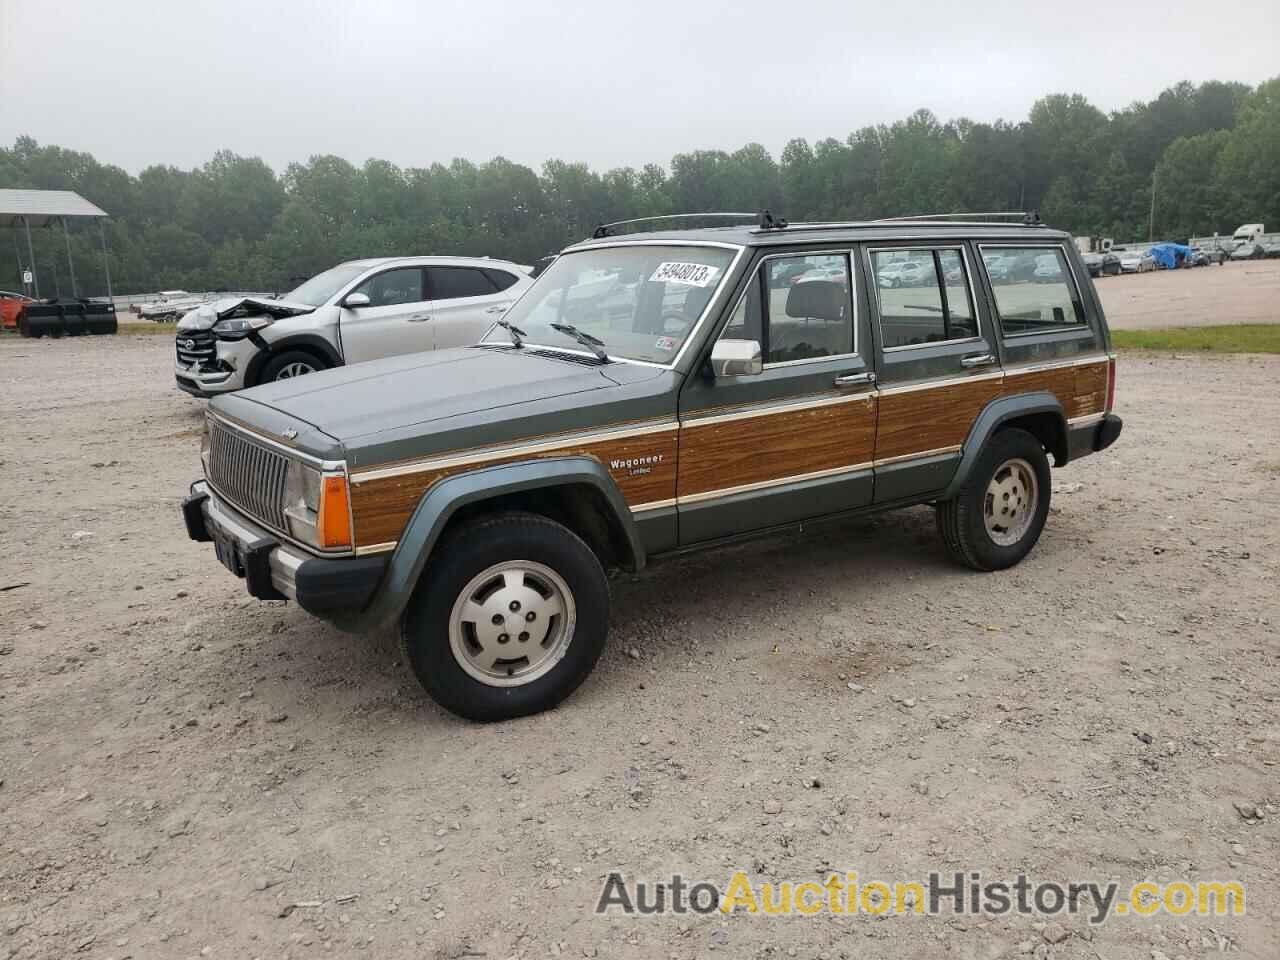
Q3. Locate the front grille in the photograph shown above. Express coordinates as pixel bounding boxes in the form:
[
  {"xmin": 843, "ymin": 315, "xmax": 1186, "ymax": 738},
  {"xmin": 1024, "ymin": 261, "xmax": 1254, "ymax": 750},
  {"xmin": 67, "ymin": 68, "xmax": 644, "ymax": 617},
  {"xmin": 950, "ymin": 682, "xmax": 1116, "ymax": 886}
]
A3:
[
  {"xmin": 206, "ymin": 419, "xmax": 290, "ymax": 531},
  {"xmin": 176, "ymin": 330, "xmax": 216, "ymax": 365}
]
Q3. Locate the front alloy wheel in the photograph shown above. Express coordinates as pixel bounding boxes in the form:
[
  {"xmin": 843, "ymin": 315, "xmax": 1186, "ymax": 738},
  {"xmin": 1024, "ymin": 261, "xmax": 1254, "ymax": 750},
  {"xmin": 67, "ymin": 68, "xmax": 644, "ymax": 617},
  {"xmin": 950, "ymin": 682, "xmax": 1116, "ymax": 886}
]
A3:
[
  {"xmin": 448, "ymin": 561, "xmax": 576, "ymax": 687},
  {"xmin": 276, "ymin": 360, "xmax": 316, "ymax": 379}
]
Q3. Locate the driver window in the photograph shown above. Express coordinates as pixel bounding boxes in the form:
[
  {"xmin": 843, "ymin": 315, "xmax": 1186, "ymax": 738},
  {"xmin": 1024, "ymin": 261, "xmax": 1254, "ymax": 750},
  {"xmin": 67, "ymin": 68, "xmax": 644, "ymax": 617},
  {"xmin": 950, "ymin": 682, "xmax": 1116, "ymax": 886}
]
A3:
[
  {"xmin": 353, "ymin": 267, "xmax": 424, "ymax": 307},
  {"xmin": 721, "ymin": 253, "xmax": 854, "ymax": 364}
]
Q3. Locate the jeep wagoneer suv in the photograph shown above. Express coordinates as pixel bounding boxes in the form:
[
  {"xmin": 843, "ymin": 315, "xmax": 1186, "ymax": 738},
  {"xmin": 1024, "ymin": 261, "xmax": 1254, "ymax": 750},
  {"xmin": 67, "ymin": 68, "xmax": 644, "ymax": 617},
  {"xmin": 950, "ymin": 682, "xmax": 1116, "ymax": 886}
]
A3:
[{"xmin": 183, "ymin": 213, "xmax": 1122, "ymax": 721}]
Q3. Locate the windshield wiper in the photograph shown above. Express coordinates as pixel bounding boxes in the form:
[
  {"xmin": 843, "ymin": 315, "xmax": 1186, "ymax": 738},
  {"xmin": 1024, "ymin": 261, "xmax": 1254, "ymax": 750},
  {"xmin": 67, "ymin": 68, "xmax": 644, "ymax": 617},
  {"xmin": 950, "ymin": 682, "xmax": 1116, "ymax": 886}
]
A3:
[
  {"xmin": 494, "ymin": 319, "xmax": 527, "ymax": 347},
  {"xmin": 548, "ymin": 322, "xmax": 609, "ymax": 362}
]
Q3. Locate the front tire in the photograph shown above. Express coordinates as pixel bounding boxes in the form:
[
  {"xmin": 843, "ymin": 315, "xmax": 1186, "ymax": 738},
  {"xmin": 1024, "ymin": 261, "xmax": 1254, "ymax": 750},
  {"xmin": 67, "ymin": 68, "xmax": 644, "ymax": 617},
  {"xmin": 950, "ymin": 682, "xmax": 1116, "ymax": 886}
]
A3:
[
  {"xmin": 258, "ymin": 349, "xmax": 326, "ymax": 384},
  {"xmin": 401, "ymin": 512, "xmax": 609, "ymax": 721},
  {"xmin": 937, "ymin": 428, "xmax": 1051, "ymax": 571}
]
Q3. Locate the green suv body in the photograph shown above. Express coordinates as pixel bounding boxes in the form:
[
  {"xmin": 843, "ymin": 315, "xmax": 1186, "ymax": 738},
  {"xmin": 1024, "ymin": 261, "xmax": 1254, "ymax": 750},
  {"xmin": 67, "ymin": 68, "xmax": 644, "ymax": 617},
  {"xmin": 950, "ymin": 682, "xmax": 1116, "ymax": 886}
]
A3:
[{"xmin": 183, "ymin": 216, "xmax": 1122, "ymax": 720}]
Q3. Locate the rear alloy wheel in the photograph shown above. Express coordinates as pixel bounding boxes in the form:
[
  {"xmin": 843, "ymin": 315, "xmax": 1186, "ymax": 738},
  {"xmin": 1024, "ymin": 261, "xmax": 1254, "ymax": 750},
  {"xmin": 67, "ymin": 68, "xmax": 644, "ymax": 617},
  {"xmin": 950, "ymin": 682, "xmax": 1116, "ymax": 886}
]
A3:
[
  {"xmin": 401, "ymin": 512, "xmax": 609, "ymax": 721},
  {"xmin": 982, "ymin": 458, "xmax": 1038, "ymax": 547},
  {"xmin": 937, "ymin": 428, "xmax": 1052, "ymax": 571}
]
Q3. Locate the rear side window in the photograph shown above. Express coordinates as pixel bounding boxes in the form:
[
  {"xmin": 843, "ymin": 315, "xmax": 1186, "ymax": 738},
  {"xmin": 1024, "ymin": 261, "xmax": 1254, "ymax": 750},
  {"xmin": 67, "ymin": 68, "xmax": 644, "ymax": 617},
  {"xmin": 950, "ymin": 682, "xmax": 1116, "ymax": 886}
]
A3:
[
  {"xmin": 870, "ymin": 247, "xmax": 978, "ymax": 348},
  {"xmin": 482, "ymin": 268, "xmax": 520, "ymax": 292},
  {"xmin": 428, "ymin": 267, "xmax": 497, "ymax": 299},
  {"xmin": 980, "ymin": 246, "xmax": 1086, "ymax": 335}
]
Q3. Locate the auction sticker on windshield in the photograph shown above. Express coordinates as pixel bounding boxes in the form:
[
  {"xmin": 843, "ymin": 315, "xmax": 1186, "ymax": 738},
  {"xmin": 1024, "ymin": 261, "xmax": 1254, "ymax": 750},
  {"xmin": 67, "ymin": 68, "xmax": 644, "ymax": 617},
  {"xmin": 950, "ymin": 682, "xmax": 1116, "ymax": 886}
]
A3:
[{"xmin": 650, "ymin": 262, "xmax": 720, "ymax": 287}]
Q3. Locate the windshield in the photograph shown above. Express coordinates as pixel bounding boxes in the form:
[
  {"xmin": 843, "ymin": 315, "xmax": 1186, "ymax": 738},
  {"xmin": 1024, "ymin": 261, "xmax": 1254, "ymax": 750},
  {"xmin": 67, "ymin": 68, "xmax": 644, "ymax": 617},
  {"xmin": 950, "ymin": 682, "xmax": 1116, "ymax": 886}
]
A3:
[
  {"xmin": 484, "ymin": 244, "xmax": 737, "ymax": 363},
  {"xmin": 284, "ymin": 262, "xmax": 371, "ymax": 307}
]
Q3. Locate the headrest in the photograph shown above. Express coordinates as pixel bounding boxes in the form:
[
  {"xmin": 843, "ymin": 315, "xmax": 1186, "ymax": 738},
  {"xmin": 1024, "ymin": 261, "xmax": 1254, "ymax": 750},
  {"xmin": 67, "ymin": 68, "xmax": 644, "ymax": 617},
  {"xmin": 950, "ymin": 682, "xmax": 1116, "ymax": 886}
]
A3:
[{"xmin": 785, "ymin": 280, "xmax": 845, "ymax": 322}]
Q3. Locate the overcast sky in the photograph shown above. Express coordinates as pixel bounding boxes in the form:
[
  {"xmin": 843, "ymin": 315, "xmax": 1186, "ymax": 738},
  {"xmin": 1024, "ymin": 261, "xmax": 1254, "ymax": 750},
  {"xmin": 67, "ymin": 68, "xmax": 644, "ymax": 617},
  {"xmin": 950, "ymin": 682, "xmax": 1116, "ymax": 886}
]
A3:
[{"xmin": 2, "ymin": 0, "xmax": 1276, "ymax": 176}]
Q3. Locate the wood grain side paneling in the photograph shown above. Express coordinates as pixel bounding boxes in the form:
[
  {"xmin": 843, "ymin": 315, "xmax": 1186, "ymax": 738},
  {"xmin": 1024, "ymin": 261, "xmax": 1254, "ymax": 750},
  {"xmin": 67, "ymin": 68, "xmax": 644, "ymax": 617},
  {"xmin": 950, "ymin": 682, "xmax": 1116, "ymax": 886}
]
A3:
[
  {"xmin": 1003, "ymin": 359, "xmax": 1108, "ymax": 419},
  {"xmin": 676, "ymin": 396, "xmax": 877, "ymax": 498},
  {"xmin": 875, "ymin": 376, "xmax": 1003, "ymax": 462},
  {"xmin": 1071, "ymin": 361, "xmax": 1108, "ymax": 418},
  {"xmin": 349, "ymin": 430, "xmax": 678, "ymax": 548}
]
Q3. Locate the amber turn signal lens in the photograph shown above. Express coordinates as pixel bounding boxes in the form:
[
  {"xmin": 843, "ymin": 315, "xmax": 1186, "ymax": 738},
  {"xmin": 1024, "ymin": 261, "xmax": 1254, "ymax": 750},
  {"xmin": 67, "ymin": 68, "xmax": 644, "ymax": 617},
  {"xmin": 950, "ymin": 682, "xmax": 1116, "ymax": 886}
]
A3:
[{"xmin": 318, "ymin": 474, "xmax": 352, "ymax": 549}]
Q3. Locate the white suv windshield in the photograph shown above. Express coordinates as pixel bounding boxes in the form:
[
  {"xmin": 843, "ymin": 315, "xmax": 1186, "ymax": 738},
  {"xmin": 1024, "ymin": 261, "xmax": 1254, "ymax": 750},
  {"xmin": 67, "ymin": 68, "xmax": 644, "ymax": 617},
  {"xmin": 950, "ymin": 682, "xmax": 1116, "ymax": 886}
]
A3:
[
  {"xmin": 485, "ymin": 245, "xmax": 736, "ymax": 364},
  {"xmin": 285, "ymin": 263, "xmax": 371, "ymax": 307}
]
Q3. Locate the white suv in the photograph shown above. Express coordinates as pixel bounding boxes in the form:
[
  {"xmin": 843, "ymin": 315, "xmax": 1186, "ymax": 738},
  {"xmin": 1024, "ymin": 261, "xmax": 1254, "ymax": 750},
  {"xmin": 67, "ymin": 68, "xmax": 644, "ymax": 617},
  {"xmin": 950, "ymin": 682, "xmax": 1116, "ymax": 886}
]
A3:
[{"xmin": 174, "ymin": 256, "xmax": 533, "ymax": 397}]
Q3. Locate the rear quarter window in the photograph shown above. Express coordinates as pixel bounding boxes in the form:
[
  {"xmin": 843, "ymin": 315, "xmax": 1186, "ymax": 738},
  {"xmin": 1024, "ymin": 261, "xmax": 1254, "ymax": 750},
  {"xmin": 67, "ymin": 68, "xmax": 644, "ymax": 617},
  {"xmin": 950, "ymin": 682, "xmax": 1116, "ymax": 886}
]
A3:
[
  {"xmin": 483, "ymin": 268, "xmax": 521, "ymax": 292},
  {"xmin": 980, "ymin": 246, "xmax": 1086, "ymax": 336}
]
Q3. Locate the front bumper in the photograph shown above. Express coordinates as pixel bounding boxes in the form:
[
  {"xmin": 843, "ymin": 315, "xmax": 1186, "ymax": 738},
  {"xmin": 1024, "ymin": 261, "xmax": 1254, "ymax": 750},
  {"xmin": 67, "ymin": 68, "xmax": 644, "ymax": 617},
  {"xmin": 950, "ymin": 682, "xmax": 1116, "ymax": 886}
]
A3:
[
  {"xmin": 174, "ymin": 337, "xmax": 258, "ymax": 397},
  {"xmin": 183, "ymin": 482, "xmax": 386, "ymax": 618}
]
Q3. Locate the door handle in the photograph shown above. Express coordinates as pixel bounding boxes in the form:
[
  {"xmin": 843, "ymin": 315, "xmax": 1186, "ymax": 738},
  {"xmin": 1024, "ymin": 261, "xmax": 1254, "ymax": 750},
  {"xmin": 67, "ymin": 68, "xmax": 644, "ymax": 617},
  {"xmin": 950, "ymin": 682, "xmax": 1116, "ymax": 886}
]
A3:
[
  {"xmin": 960, "ymin": 353, "xmax": 996, "ymax": 368},
  {"xmin": 484, "ymin": 305, "xmax": 509, "ymax": 315},
  {"xmin": 834, "ymin": 371, "xmax": 876, "ymax": 388},
  {"xmin": 407, "ymin": 314, "xmax": 431, "ymax": 322}
]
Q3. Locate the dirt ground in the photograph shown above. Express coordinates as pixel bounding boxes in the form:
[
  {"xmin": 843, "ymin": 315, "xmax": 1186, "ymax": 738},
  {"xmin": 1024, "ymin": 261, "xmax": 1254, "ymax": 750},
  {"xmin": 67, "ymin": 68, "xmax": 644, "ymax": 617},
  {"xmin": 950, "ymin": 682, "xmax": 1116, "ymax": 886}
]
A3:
[
  {"xmin": 2, "ymin": 283, "xmax": 1279, "ymax": 960},
  {"xmin": 1095, "ymin": 259, "xmax": 1280, "ymax": 329}
]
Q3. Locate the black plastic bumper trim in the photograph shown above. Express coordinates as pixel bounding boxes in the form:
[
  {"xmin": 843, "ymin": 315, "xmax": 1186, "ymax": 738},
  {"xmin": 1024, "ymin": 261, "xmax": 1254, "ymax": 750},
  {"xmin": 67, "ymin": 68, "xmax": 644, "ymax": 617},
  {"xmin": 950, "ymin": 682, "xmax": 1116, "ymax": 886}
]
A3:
[
  {"xmin": 182, "ymin": 491, "xmax": 212, "ymax": 541},
  {"xmin": 294, "ymin": 555, "xmax": 389, "ymax": 617},
  {"xmin": 1094, "ymin": 413, "xmax": 1123, "ymax": 452},
  {"xmin": 244, "ymin": 538, "xmax": 287, "ymax": 601}
]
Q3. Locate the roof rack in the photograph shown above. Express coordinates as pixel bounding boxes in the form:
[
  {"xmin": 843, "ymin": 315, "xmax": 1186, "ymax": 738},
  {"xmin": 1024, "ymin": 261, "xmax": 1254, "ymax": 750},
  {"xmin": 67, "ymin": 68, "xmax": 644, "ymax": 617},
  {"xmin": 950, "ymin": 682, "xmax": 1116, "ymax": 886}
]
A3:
[
  {"xmin": 590, "ymin": 212, "xmax": 760, "ymax": 239},
  {"xmin": 869, "ymin": 211, "xmax": 1044, "ymax": 226}
]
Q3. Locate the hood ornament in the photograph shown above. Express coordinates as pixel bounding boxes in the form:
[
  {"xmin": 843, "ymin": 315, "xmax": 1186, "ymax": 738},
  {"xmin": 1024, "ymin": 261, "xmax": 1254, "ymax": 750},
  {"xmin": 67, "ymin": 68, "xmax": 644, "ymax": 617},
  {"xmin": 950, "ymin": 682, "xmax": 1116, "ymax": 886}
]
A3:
[{"xmin": 281, "ymin": 428, "xmax": 298, "ymax": 440}]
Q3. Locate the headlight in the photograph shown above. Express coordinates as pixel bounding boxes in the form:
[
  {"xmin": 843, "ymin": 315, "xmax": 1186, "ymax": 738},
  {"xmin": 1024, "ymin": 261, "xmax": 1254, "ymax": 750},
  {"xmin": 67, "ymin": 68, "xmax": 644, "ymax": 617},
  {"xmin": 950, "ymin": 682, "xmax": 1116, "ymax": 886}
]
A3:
[
  {"xmin": 283, "ymin": 461, "xmax": 351, "ymax": 550},
  {"xmin": 212, "ymin": 316, "xmax": 274, "ymax": 339}
]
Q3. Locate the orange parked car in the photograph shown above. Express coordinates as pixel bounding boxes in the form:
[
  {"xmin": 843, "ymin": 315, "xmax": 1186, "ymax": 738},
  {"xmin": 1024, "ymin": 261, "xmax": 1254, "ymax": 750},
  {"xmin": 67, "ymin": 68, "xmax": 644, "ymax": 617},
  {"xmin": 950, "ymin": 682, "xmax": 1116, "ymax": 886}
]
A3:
[{"xmin": 1, "ymin": 290, "xmax": 33, "ymax": 330}]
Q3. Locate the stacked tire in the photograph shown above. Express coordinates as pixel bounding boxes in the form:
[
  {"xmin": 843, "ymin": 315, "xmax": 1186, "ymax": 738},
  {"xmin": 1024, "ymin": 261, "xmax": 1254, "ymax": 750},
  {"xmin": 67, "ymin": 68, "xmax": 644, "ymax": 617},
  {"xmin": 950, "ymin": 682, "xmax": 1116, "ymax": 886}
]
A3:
[{"xmin": 17, "ymin": 300, "xmax": 117, "ymax": 338}]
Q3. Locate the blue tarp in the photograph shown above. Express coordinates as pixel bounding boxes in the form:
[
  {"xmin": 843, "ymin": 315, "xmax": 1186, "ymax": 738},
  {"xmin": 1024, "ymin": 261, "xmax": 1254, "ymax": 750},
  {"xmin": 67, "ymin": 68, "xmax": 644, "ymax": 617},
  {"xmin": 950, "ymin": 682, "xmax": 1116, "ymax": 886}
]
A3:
[{"xmin": 1149, "ymin": 243, "xmax": 1193, "ymax": 269}]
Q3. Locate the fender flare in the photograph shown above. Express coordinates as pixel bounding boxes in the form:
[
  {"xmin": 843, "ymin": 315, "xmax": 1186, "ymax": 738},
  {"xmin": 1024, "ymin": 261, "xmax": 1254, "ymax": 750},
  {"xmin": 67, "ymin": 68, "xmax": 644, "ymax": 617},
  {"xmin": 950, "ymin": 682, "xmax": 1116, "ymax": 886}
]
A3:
[
  {"xmin": 245, "ymin": 333, "xmax": 343, "ymax": 386},
  {"xmin": 941, "ymin": 391, "xmax": 1066, "ymax": 501},
  {"xmin": 342, "ymin": 456, "xmax": 645, "ymax": 633}
]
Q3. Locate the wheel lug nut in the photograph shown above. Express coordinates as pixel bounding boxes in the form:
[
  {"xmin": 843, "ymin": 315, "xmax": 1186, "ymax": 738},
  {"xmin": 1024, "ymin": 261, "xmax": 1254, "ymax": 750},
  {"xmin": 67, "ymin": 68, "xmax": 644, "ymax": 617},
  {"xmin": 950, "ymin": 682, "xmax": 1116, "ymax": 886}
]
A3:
[
  {"xmin": 525, "ymin": 611, "xmax": 536, "ymax": 622},
  {"xmin": 491, "ymin": 614, "xmax": 504, "ymax": 625},
  {"xmin": 519, "ymin": 632, "xmax": 530, "ymax": 642},
  {"xmin": 497, "ymin": 633, "xmax": 509, "ymax": 644},
  {"xmin": 509, "ymin": 601, "xmax": 521, "ymax": 612}
]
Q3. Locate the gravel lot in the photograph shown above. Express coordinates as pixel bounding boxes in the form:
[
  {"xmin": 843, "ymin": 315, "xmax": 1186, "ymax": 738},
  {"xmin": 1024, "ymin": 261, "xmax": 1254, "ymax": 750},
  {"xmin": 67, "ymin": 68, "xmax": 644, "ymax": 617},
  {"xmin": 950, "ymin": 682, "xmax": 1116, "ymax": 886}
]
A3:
[
  {"xmin": 2, "ymin": 279, "xmax": 1278, "ymax": 959},
  {"xmin": 1096, "ymin": 259, "xmax": 1280, "ymax": 329}
]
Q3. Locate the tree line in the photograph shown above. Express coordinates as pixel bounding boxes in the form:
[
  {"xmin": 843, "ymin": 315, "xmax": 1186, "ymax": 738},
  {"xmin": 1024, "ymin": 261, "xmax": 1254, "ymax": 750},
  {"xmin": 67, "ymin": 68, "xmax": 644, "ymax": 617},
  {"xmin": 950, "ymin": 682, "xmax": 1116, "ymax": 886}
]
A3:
[{"xmin": 2, "ymin": 76, "xmax": 1277, "ymax": 298}]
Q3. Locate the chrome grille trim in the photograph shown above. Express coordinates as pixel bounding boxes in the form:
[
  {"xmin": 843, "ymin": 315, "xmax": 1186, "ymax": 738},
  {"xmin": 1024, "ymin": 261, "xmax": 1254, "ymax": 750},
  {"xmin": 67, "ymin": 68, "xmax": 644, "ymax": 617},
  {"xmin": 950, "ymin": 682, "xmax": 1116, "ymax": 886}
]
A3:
[
  {"xmin": 176, "ymin": 330, "xmax": 216, "ymax": 365},
  {"xmin": 207, "ymin": 418, "xmax": 290, "ymax": 532}
]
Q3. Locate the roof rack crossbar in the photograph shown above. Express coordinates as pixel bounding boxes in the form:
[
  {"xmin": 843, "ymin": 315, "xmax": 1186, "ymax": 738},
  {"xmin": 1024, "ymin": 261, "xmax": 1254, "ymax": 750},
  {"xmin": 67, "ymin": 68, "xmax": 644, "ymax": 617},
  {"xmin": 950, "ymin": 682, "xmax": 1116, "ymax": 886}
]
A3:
[
  {"xmin": 590, "ymin": 212, "xmax": 759, "ymax": 239},
  {"xmin": 869, "ymin": 211, "xmax": 1043, "ymax": 225}
]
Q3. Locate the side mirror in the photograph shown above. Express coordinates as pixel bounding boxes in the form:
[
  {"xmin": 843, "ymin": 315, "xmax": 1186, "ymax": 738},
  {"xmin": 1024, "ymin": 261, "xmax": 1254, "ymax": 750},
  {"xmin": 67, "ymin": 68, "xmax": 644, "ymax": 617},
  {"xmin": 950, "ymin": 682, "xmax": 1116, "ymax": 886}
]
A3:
[
  {"xmin": 710, "ymin": 339, "xmax": 763, "ymax": 378},
  {"xmin": 344, "ymin": 292, "xmax": 370, "ymax": 308}
]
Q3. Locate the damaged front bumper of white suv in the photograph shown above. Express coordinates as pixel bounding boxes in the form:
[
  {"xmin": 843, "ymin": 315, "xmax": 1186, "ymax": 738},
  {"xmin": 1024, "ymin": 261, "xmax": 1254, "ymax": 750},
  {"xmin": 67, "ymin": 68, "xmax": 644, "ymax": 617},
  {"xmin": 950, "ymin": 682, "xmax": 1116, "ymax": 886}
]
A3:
[{"xmin": 173, "ymin": 296, "xmax": 315, "ymax": 398}]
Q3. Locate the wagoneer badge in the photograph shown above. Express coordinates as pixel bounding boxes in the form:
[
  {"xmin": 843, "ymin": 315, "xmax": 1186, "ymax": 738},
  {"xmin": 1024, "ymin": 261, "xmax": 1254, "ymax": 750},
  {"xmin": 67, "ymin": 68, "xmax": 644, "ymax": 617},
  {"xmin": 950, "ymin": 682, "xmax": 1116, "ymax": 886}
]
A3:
[{"xmin": 610, "ymin": 453, "xmax": 664, "ymax": 477}]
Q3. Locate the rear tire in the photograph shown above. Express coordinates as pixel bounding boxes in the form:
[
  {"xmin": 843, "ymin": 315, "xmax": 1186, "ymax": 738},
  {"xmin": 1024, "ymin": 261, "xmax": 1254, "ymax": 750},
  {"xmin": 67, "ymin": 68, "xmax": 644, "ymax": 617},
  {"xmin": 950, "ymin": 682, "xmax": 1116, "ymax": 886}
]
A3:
[
  {"xmin": 937, "ymin": 428, "xmax": 1051, "ymax": 571},
  {"xmin": 401, "ymin": 512, "xmax": 609, "ymax": 721}
]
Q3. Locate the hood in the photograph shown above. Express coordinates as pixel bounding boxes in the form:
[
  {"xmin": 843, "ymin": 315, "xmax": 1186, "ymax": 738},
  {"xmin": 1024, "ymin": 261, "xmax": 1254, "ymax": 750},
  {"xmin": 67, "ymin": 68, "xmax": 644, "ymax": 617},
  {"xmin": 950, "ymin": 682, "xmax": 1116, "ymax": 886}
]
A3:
[
  {"xmin": 177, "ymin": 295, "xmax": 315, "ymax": 331},
  {"xmin": 226, "ymin": 346, "xmax": 623, "ymax": 444}
]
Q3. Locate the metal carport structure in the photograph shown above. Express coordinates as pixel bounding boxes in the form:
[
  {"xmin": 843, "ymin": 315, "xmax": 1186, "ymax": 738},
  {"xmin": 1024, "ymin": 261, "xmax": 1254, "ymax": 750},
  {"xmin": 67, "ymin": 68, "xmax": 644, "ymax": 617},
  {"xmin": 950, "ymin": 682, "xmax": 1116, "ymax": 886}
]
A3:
[{"xmin": 0, "ymin": 188, "xmax": 113, "ymax": 302}]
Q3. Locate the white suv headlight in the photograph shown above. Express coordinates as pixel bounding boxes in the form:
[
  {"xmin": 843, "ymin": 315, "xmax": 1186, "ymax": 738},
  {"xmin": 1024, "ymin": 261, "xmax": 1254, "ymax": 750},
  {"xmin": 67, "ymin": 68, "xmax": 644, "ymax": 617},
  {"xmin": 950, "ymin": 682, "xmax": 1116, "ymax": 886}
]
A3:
[{"xmin": 212, "ymin": 316, "xmax": 274, "ymax": 339}]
